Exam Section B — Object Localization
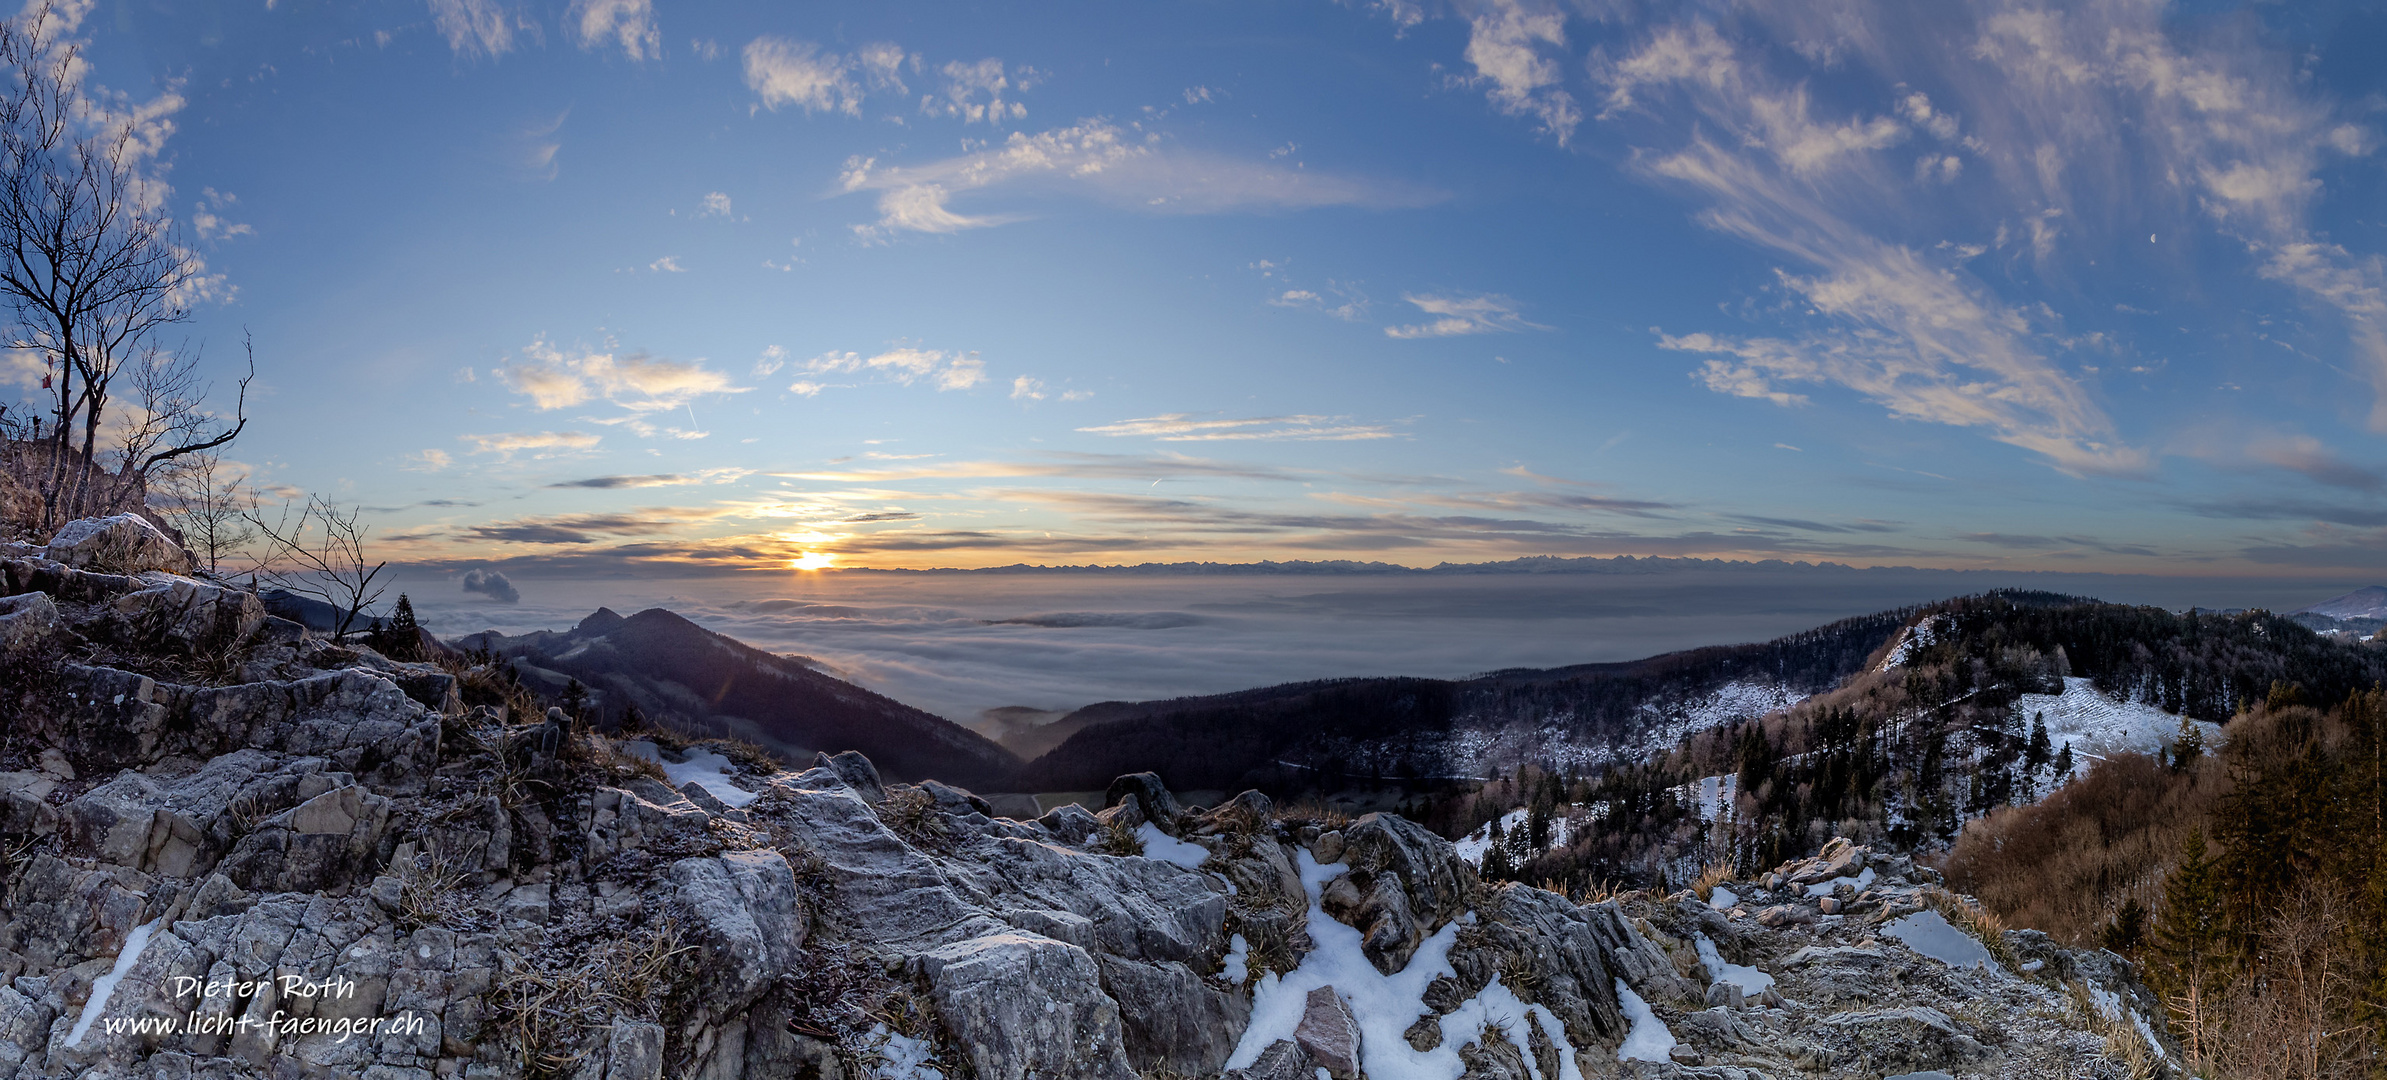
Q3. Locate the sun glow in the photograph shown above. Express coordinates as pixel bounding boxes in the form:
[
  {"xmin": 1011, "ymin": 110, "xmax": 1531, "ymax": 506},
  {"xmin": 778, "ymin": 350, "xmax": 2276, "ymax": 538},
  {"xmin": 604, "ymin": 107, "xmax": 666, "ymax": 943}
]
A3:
[{"xmin": 790, "ymin": 552, "xmax": 836, "ymax": 571}]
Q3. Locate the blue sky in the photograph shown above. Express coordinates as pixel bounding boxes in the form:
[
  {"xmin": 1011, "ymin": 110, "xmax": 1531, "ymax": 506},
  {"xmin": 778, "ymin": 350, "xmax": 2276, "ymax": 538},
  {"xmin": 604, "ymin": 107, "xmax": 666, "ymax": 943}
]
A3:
[{"xmin": 26, "ymin": 0, "xmax": 2387, "ymax": 576}]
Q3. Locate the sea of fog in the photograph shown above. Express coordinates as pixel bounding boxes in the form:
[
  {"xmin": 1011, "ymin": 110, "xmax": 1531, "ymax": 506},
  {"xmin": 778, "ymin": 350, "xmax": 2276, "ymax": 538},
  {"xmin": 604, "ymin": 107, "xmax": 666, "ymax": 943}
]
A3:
[{"xmin": 388, "ymin": 566, "xmax": 2363, "ymax": 725}]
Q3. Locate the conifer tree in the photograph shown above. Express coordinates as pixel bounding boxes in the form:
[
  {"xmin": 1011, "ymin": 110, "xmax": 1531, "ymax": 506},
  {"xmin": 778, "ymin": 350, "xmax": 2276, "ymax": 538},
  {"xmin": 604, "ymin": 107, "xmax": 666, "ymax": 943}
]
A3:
[
  {"xmin": 2027, "ymin": 711, "xmax": 2052, "ymax": 770},
  {"xmin": 2152, "ymin": 828, "xmax": 2227, "ymax": 1064},
  {"xmin": 2052, "ymin": 741, "xmax": 2073, "ymax": 780}
]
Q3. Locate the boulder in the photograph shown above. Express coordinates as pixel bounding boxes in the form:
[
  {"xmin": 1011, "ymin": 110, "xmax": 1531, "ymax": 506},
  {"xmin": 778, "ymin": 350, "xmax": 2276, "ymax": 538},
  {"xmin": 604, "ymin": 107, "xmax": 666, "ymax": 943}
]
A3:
[
  {"xmin": 0, "ymin": 591, "xmax": 59, "ymax": 652},
  {"xmin": 1096, "ymin": 954, "xmax": 1251, "ymax": 1075},
  {"xmin": 671, "ymin": 850, "xmax": 808, "ymax": 1018},
  {"xmin": 1105, "ymin": 773, "xmax": 1184, "ymax": 836},
  {"xmin": 44, "ymin": 514, "xmax": 193, "ymax": 575},
  {"xmin": 1816, "ymin": 1006, "xmax": 1989, "ymax": 1074},
  {"xmin": 104, "ymin": 573, "xmax": 265, "ymax": 655},
  {"xmin": 814, "ymin": 750, "xmax": 885, "ymax": 804},
  {"xmin": 917, "ymin": 932, "xmax": 1135, "ymax": 1080},
  {"xmin": 1228, "ymin": 1040, "xmax": 1318, "ymax": 1080},
  {"xmin": 1294, "ymin": 985, "xmax": 1362, "ymax": 1079},
  {"xmin": 1318, "ymin": 812, "xmax": 1475, "ymax": 973}
]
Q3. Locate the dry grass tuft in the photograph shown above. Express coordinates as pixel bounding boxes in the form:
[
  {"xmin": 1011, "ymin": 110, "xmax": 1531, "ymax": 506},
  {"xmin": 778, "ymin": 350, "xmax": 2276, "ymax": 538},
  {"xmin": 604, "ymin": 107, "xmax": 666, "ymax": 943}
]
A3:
[
  {"xmin": 1691, "ymin": 859, "xmax": 1734, "ymax": 902},
  {"xmin": 1097, "ymin": 816, "xmax": 1146, "ymax": 857},
  {"xmin": 2067, "ymin": 980, "xmax": 2166, "ymax": 1080},
  {"xmin": 488, "ymin": 919, "xmax": 699, "ymax": 1079}
]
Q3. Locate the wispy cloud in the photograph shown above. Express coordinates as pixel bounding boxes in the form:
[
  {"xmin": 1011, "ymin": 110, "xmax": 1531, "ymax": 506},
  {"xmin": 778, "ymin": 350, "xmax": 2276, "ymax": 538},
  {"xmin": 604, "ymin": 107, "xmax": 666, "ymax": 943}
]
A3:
[
  {"xmin": 837, "ymin": 120, "xmax": 1440, "ymax": 237},
  {"xmin": 467, "ymin": 506, "xmax": 727, "ymax": 544},
  {"xmin": 458, "ymin": 430, "xmax": 601, "ymax": 459},
  {"xmin": 742, "ymin": 37, "xmax": 906, "ymax": 116},
  {"xmin": 546, "ymin": 468, "xmax": 754, "ymax": 489},
  {"xmin": 565, "ymin": 0, "xmax": 658, "ymax": 61},
  {"xmin": 1383, "ymin": 293, "xmax": 1542, "ymax": 338},
  {"xmin": 925, "ymin": 58, "xmax": 1034, "ymax": 124},
  {"xmin": 1076, "ymin": 414, "xmax": 1400, "ymax": 442},
  {"xmin": 1451, "ymin": 0, "xmax": 1581, "ymax": 145},
  {"xmin": 788, "ymin": 347, "xmax": 985, "ymax": 395},
  {"xmin": 499, "ymin": 339, "xmax": 746, "ymax": 416},
  {"xmin": 427, "ymin": 0, "xmax": 515, "ymax": 59},
  {"xmin": 773, "ymin": 451, "xmax": 1307, "ymax": 484}
]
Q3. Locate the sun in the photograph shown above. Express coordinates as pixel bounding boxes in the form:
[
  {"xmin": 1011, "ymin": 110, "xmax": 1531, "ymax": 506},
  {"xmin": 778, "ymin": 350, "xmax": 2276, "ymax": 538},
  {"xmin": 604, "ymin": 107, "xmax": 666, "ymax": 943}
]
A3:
[{"xmin": 790, "ymin": 552, "xmax": 836, "ymax": 571}]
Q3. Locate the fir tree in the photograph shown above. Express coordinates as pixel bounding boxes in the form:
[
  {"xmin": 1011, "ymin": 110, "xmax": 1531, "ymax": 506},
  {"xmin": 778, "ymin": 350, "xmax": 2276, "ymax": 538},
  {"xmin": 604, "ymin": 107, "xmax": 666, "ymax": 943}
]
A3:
[
  {"xmin": 2170, "ymin": 716, "xmax": 2204, "ymax": 772},
  {"xmin": 2052, "ymin": 741, "xmax": 2073, "ymax": 780},
  {"xmin": 2026, "ymin": 711, "xmax": 2052, "ymax": 770},
  {"xmin": 2152, "ymin": 828, "xmax": 2227, "ymax": 1064}
]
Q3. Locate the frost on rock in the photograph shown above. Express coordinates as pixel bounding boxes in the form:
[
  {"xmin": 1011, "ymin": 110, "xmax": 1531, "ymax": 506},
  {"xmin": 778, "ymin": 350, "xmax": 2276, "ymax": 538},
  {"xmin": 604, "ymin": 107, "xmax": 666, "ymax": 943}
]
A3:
[
  {"xmin": 1612, "ymin": 977, "xmax": 1676, "ymax": 1062},
  {"xmin": 1136, "ymin": 822, "xmax": 1211, "ymax": 868},
  {"xmin": 2086, "ymin": 980, "xmax": 2171, "ymax": 1065},
  {"xmin": 1885, "ymin": 910, "xmax": 1999, "ymax": 971},
  {"xmin": 1706, "ymin": 886, "xmax": 1738, "ymax": 911}
]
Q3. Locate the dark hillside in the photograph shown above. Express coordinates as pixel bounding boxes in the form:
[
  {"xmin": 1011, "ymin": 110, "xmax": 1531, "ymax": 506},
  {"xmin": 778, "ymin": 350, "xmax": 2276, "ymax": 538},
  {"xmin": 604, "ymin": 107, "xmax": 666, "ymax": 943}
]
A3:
[
  {"xmin": 461, "ymin": 607, "xmax": 1021, "ymax": 789},
  {"xmin": 1016, "ymin": 603, "xmax": 1920, "ymax": 792}
]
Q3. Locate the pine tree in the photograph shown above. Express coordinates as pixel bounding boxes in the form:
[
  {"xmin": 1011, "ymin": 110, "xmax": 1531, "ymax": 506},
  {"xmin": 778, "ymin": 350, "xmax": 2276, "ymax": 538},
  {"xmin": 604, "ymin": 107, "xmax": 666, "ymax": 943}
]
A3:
[
  {"xmin": 2152, "ymin": 828, "xmax": 2228, "ymax": 1064},
  {"xmin": 2170, "ymin": 716, "xmax": 2204, "ymax": 772},
  {"xmin": 2026, "ymin": 712, "xmax": 2052, "ymax": 770},
  {"xmin": 2053, "ymin": 741, "xmax": 2073, "ymax": 780}
]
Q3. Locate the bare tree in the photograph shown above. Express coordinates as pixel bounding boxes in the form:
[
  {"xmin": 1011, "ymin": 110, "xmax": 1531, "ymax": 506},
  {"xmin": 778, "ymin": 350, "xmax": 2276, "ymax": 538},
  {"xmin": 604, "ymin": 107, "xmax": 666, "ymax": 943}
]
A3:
[
  {"xmin": 0, "ymin": 4, "xmax": 242, "ymax": 530},
  {"xmin": 154, "ymin": 447, "xmax": 254, "ymax": 574},
  {"xmin": 247, "ymin": 495, "xmax": 387, "ymax": 640}
]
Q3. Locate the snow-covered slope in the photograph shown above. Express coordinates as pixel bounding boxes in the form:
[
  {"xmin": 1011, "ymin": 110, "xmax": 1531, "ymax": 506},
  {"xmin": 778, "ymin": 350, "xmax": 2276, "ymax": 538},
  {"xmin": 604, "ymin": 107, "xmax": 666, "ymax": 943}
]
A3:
[{"xmin": 2014, "ymin": 677, "xmax": 2222, "ymax": 779}]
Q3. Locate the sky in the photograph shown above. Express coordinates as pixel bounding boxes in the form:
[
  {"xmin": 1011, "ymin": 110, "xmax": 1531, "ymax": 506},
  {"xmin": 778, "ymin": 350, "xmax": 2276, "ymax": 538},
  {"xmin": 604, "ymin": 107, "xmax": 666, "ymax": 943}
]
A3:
[{"xmin": 18, "ymin": 0, "xmax": 2387, "ymax": 583}]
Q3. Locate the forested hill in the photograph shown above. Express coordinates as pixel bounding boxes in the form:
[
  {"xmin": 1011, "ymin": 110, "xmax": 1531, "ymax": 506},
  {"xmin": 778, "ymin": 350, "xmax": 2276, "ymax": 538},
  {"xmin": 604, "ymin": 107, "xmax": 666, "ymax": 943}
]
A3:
[
  {"xmin": 1014, "ymin": 601, "xmax": 1927, "ymax": 792},
  {"xmin": 1511, "ymin": 592, "xmax": 2387, "ymax": 891},
  {"xmin": 458, "ymin": 608, "xmax": 1022, "ymax": 789}
]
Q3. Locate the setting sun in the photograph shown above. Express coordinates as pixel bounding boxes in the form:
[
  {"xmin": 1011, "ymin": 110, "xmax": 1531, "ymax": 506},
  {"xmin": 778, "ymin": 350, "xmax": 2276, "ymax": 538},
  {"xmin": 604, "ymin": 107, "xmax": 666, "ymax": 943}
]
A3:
[{"xmin": 790, "ymin": 552, "xmax": 836, "ymax": 571}]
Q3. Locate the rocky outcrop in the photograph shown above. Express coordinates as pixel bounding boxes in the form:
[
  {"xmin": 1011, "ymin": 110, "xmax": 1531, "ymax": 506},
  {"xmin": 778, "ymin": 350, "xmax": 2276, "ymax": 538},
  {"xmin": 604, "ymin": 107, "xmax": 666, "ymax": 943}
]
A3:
[
  {"xmin": 42, "ymin": 514, "xmax": 192, "ymax": 576},
  {"xmin": 0, "ymin": 518, "xmax": 2182, "ymax": 1080}
]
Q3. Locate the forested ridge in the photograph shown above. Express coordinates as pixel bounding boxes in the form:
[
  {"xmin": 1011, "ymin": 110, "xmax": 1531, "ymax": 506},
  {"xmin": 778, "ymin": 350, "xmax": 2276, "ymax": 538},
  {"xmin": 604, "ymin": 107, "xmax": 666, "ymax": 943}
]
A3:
[{"xmin": 1014, "ymin": 603, "xmax": 1916, "ymax": 791}]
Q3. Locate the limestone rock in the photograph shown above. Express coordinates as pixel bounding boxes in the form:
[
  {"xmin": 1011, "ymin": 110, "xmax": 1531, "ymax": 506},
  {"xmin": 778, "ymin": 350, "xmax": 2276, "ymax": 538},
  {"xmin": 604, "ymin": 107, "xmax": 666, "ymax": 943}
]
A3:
[
  {"xmin": 0, "ymin": 590, "xmax": 59, "ymax": 651},
  {"xmin": 1105, "ymin": 772, "xmax": 1184, "ymax": 835},
  {"xmin": 1294, "ymin": 985, "xmax": 1362, "ymax": 1079},
  {"xmin": 44, "ymin": 514, "xmax": 193, "ymax": 575},
  {"xmin": 814, "ymin": 749, "xmax": 885, "ymax": 804},
  {"xmin": 917, "ymin": 932, "xmax": 1135, "ymax": 1080},
  {"xmin": 672, "ymin": 849, "xmax": 808, "ymax": 1018},
  {"xmin": 1227, "ymin": 1040, "xmax": 1317, "ymax": 1080},
  {"xmin": 604, "ymin": 1021, "xmax": 665, "ymax": 1080},
  {"xmin": 105, "ymin": 572, "xmax": 265, "ymax": 655},
  {"xmin": 1096, "ymin": 953, "xmax": 1251, "ymax": 1075}
]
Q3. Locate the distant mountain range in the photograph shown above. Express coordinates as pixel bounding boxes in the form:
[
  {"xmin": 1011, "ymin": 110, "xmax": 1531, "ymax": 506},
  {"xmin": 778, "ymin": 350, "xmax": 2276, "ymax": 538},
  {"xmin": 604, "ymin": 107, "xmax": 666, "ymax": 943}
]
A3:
[
  {"xmin": 456, "ymin": 607, "xmax": 1020, "ymax": 789},
  {"xmin": 2288, "ymin": 585, "xmax": 2387, "ymax": 636},
  {"xmin": 833, "ymin": 554, "xmax": 1949, "ymax": 575}
]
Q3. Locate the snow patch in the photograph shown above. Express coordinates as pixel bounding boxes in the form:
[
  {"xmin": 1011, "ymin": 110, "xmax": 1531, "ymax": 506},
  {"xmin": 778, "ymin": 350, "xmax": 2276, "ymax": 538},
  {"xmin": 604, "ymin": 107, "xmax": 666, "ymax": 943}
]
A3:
[
  {"xmin": 622, "ymin": 741, "xmax": 758, "ymax": 808},
  {"xmin": 1219, "ymin": 933, "xmax": 1250, "ymax": 985},
  {"xmin": 2085, "ymin": 981, "xmax": 2169, "ymax": 1065},
  {"xmin": 1707, "ymin": 886, "xmax": 1738, "ymax": 911},
  {"xmin": 69, "ymin": 918, "xmax": 160, "ymax": 1046},
  {"xmin": 1804, "ymin": 866, "xmax": 1875, "ymax": 898},
  {"xmin": 1884, "ymin": 911, "xmax": 1998, "ymax": 971},
  {"xmin": 1225, "ymin": 850, "xmax": 1583, "ymax": 1080},
  {"xmin": 1613, "ymin": 978, "xmax": 1676, "ymax": 1062},
  {"xmin": 1453, "ymin": 806, "xmax": 1579, "ymax": 868},
  {"xmin": 1878, "ymin": 616, "xmax": 1945, "ymax": 671},
  {"xmin": 1135, "ymin": 823, "xmax": 1211, "ymax": 868},
  {"xmin": 2015, "ymin": 678, "xmax": 2223, "ymax": 781},
  {"xmin": 866, "ymin": 1022, "xmax": 943, "ymax": 1079},
  {"xmin": 1694, "ymin": 933, "xmax": 1774, "ymax": 995}
]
